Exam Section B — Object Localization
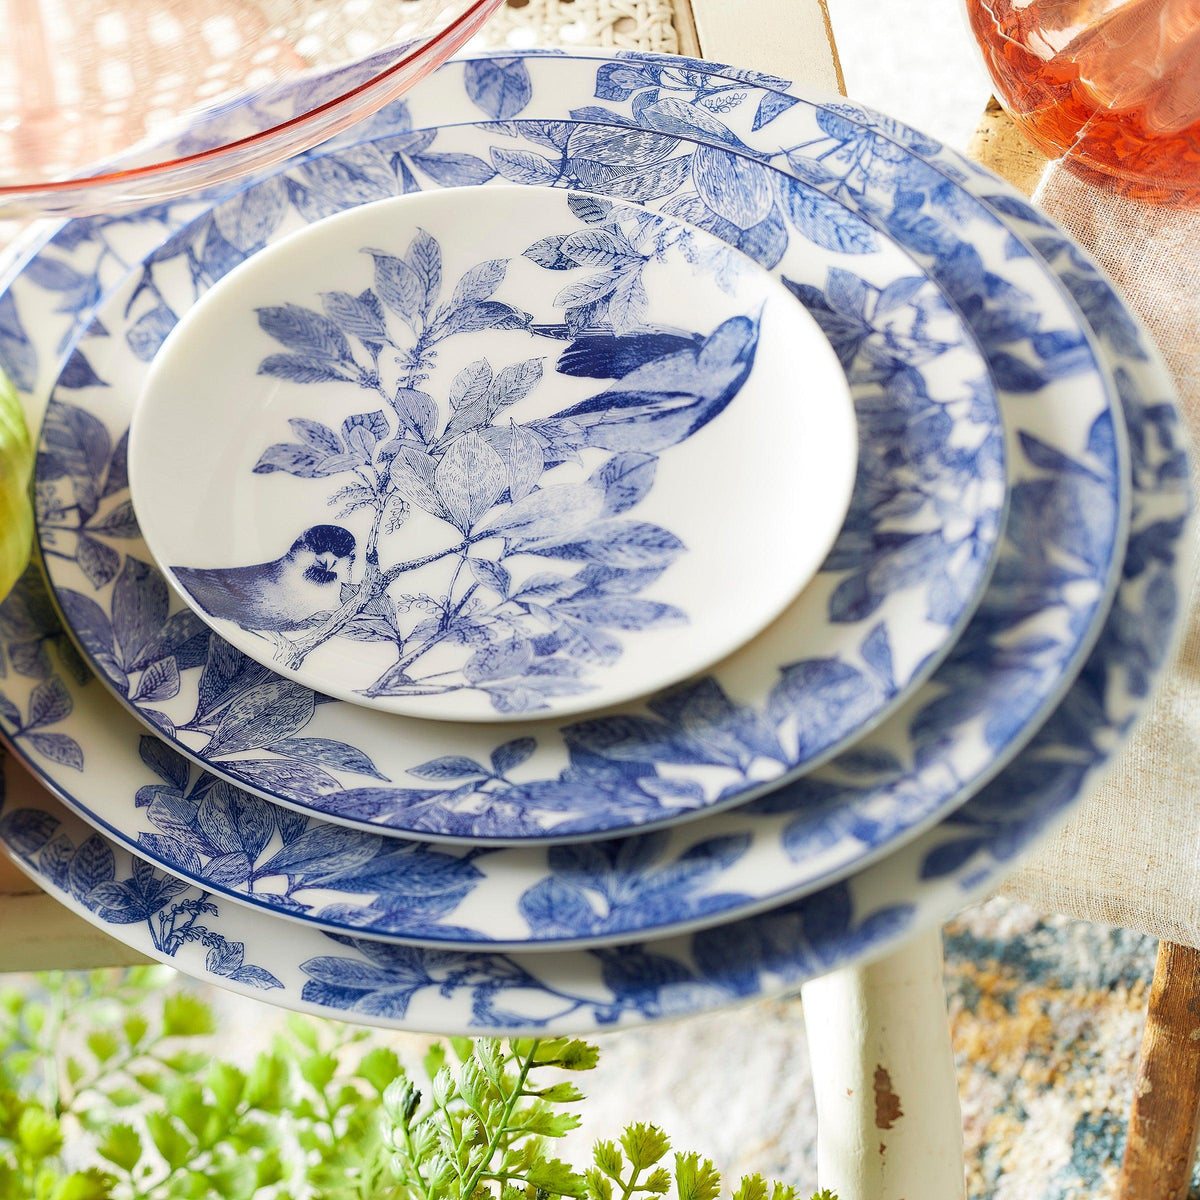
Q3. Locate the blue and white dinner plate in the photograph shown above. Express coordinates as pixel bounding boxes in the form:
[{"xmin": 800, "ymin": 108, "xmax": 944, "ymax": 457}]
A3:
[
  {"xmin": 0, "ymin": 52, "xmax": 1138, "ymax": 951},
  {"xmin": 0, "ymin": 195, "xmax": 1186, "ymax": 1017},
  {"xmin": 30, "ymin": 117, "xmax": 1012, "ymax": 847}
]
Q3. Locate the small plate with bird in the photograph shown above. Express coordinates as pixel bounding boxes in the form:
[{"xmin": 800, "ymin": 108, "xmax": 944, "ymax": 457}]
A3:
[{"xmin": 128, "ymin": 186, "xmax": 857, "ymax": 723}]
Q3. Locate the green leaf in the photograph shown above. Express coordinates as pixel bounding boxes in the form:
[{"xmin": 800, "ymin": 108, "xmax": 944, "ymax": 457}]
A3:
[
  {"xmin": 733, "ymin": 1175, "xmax": 767, "ymax": 1200},
  {"xmin": 299, "ymin": 1052, "xmax": 338, "ymax": 1092},
  {"xmin": 17, "ymin": 1107, "xmax": 63, "ymax": 1157},
  {"xmin": 673, "ymin": 1153, "xmax": 721, "ymax": 1200},
  {"xmin": 160, "ymin": 1052, "xmax": 210, "ymax": 1075},
  {"xmin": 526, "ymin": 1156, "xmax": 588, "ymax": 1197},
  {"xmin": 121, "ymin": 1014, "xmax": 149, "ymax": 1050},
  {"xmin": 533, "ymin": 1039, "xmax": 599, "ymax": 1071},
  {"xmin": 768, "ymin": 1185, "xmax": 801, "ymax": 1200},
  {"xmin": 357, "ymin": 1047, "xmax": 403, "ymax": 1095},
  {"xmin": 644, "ymin": 1167, "xmax": 672, "ymax": 1194},
  {"xmin": 77, "ymin": 1107, "xmax": 110, "ymax": 1135},
  {"xmin": 621, "ymin": 1124, "xmax": 671, "ymax": 1171},
  {"xmin": 173, "ymin": 1168, "xmax": 212, "ymax": 1198},
  {"xmin": 473, "ymin": 1039, "xmax": 506, "ymax": 1087},
  {"xmin": 457, "ymin": 1057, "xmax": 490, "ymax": 1109},
  {"xmin": 85, "ymin": 1031, "xmax": 120, "ymax": 1064},
  {"xmin": 206, "ymin": 1063, "xmax": 246, "ymax": 1112},
  {"xmin": 516, "ymin": 1108, "xmax": 580, "ymax": 1138},
  {"xmin": 101, "ymin": 1087, "xmax": 142, "ymax": 1109},
  {"xmin": 245, "ymin": 1053, "xmax": 291, "ymax": 1113},
  {"xmin": 6, "ymin": 1049, "xmax": 37, "ymax": 1081},
  {"xmin": 144, "ymin": 1112, "xmax": 192, "ymax": 1171},
  {"xmin": 229, "ymin": 1115, "xmax": 276, "ymax": 1150},
  {"xmin": 96, "ymin": 1123, "xmax": 141, "ymax": 1172},
  {"xmin": 423, "ymin": 1043, "xmax": 447, "ymax": 1082},
  {"xmin": 537, "ymin": 1082, "xmax": 585, "ymax": 1103},
  {"xmin": 592, "ymin": 1140, "xmax": 624, "ymax": 1180},
  {"xmin": 382, "ymin": 1077, "xmax": 421, "ymax": 1125},
  {"xmin": 430, "ymin": 1066, "xmax": 454, "ymax": 1108},
  {"xmin": 48, "ymin": 1168, "xmax": 114, "ymax": 1200},
  {"xmin": 285, "ymin": 1014, "xmax": 320, "ymax": 1051},
  {"xmin": 254, "ymin": 1147, "xmax": 284, "ymax": 1188},
  {"xmin": 165, "ymin": 1081, "xmax": 209, "ymax": 1135},
  {"xmin": 208, "ymin": 1156, "xmax": 258, "ymax": 1200},
  {"xmin": 585, "ymin": 1166, "xmax": 614, "ymax": 1200},
  {"xmin": 132, "ymin": 1072, "xmax": 166, "ymax": 1094},
  {"xmin": 65, "ymin": 1057, "xmax": 85, "ymax": 1087},
  {"xmin": 161, "ymin": 994, "xmax": 216, "ymax": 1039},
  {"xmin": 449, "ymin": 1037, "xmax": 474, "ymax": 1063}
]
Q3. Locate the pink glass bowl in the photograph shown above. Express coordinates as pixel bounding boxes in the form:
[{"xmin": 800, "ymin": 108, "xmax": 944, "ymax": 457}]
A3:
[{"xmin": 0, "ymin": 0, "xmax": 504, "ymax": 217}]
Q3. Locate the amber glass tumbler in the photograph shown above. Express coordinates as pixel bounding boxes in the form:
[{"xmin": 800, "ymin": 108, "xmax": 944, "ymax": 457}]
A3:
[{"xmin": 966, "ymin": 0, "xmax": 1200, "ymax": 205}]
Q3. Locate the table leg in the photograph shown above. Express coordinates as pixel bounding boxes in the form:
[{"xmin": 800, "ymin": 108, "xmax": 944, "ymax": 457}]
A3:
[
  {"xmin": 1117, "ymin": 941, "xmax": 1200, "ymax": 1199},
  {"xmin": 801, "ymin": 929, "xmax": 965, "ymax": 1200}
]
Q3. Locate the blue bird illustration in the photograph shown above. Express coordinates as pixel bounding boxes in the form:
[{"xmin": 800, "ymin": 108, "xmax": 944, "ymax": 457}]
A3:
[
  {"xmin": 555, "ymin": 331, "xmax": 703, "ymax": 379},
  {"xmin": 547, "ymin": 315, "xmax": 761, "ymax": 453},
  {"xmin": 529, "ymin": 321, "xmax": 703, "ymax": 380},
  {"xmin": 172, "ymin": 524, "xmax": 356, "ymax": 632}
]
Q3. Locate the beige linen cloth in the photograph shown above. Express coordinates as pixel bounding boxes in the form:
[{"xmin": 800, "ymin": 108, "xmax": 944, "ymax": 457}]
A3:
[{"xmin": 998, "ymin": 168, "xmax": 1200, "ymax": 948}]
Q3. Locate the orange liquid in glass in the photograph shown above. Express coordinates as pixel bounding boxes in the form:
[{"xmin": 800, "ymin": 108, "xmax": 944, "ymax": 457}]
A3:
[{"xmin": 966, "ymin": 0, "xmax": 1200, "ymax": 205}]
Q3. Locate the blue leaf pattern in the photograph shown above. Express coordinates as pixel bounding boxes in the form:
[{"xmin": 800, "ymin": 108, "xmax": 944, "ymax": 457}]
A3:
[
  {"xmin": 167, "ymin": 201, "xmax": 781, "ymax": 716},
  {"xmin": 0, "ymin": 50, "xmax": 1190, "ymax": 1028},
  {"xmin": 0, "ymin": 42, "xmax": 1171, "ymax": 960},
  {"xmin": 21, "ymin": 90, "xmax": 1022, "ymax": 842}
]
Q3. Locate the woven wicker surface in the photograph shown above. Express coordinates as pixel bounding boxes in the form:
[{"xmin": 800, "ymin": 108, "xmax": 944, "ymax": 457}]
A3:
[
  {"xmin": 0, "ymin": 0, "xmax": 525, "ymax": 185},
  {"xmin": 470, "ymin": 0, "xmax": 678, "ymax": 52}
]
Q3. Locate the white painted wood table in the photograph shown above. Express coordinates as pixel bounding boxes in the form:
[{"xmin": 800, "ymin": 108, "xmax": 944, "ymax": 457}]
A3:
[{"xmin": 0, "ymin": 4, "xmax": 1080, "ymax": 1199}]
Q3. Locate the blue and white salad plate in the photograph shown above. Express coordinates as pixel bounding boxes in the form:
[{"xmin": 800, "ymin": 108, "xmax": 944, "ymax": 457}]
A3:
[
  {"xmin": 129, "ymin": 185, "xmax": 857, "ymax": 723},
  {"xmin": 0, "ymin": 51, "xmax": 1148, "ymax": 953},
  {"xmin": 28, "ymin": 107, "xmax": 1012, "ymax": 847}
]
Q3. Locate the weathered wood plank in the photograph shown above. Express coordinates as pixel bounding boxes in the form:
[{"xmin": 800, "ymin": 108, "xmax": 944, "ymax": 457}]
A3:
[
  {"xmin": 1117, "ymin": 942, "xmax": 1200, "ymax": 1199},
  {"xmin": 0, "ymin": 847, "xmax": 37, "ymax": 896},
  {"xmin": 0, "ymin": 889, "xmax": 151, "ymax": 971},
  {"xmin": 680, "ymin": 0, "xmax": 845, "ymax": 93},
  {"xmin": 967, "ymin": 96, "xmax": 1051, "ymax": 199}
]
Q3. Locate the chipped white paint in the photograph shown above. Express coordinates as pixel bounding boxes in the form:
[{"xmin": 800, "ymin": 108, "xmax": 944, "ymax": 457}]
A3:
[{"xmin": 801, "ymin": 931, "xmax": 967, "ymax": 1199}]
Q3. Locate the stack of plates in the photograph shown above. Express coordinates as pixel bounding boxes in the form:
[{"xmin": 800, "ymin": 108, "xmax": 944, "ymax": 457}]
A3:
[{"xmin": 0, "ymin": 50, "xmax": 1191, "ymax": 1035}]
